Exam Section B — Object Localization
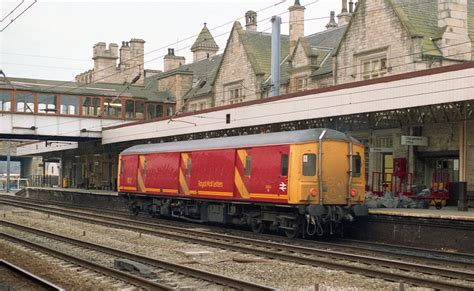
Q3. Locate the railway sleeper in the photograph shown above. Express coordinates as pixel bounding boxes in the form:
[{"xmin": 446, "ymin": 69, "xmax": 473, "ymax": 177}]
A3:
[{"xmin": 121, "ymin": 194, "xmax": 365, "ymax": 238}]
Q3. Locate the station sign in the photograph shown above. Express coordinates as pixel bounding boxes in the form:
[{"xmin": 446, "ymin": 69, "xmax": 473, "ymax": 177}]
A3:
[
  {"xmin": 401, "ymin": 135, "xmax": 428, "ymax": 146},
  {"xmin": 370, "ymin": 147, "xmax": 393, "ymax": 153}
]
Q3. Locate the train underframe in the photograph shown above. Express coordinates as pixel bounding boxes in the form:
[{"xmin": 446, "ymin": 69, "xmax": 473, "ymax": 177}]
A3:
[{"xmin": 120, "ymin": 193, "xmax": 368, "ymax": 238}]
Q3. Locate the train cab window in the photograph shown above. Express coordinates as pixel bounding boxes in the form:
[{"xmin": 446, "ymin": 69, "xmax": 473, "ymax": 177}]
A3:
[
  {"xmin": 302, "ymin": 154, "xmax": 316, "ymax": 176},
  {"xmin": 353, "ymin": 154, "xmax": 361, "ymax": 177},
  {"xmin": 245, "ymin": 156, "xmax": 252, "ymax": 176},
  {"xmin": 281, "ymin": 154, "xmax": 289, "ymax": 176},
  {"xmin": 120, "ymin": 160, "xmax": 124, "ymax": 176},
  {"xmin": 187, "ymin": 158, "xmax": 192, "ymax": 176}
]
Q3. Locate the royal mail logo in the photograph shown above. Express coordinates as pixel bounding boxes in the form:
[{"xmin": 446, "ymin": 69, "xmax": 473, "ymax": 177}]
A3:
[{"xmin": 198, "ymin": 180, "xmax": 224, "ymax": 188}]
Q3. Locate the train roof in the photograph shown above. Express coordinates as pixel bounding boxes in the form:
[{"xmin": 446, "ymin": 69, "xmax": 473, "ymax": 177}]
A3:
[{"xmin": 121, "ymin": 128, "xmax": 362, "ymax": 155}]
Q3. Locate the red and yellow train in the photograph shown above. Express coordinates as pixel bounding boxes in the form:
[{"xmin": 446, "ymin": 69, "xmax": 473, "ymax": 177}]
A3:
[{"xmin": 118, "ymin": 128, "xmax": 368, "ymax": 237}]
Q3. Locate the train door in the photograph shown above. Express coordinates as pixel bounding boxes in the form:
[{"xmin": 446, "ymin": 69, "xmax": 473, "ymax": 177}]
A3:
[
  {"xmin": 137, "ymin": 155, "xmax": 147, "ymax": 193},
  {"xmin": 247, "ymin": 146, "xmax": 290, "ymax": 201},
  {"xmin": 179, "ymin": 152, "xmax": 192, "ymax": 195},
  {"xmin": 118, "ymin": 155, "xmax": 138, "ymax": 192},
  {"xmin": 234, "ymin": 148, "xmax": 252, "ymax": 200}
]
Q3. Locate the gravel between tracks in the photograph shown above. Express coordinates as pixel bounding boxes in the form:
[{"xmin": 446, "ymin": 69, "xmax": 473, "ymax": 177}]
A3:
[
  {"xmin": 0, "ymin": 239, "xmax": 124, "ymax": 290},
  {"xmin": 0, "ymin": 205, "xmax": 432, "ymax": 290}
]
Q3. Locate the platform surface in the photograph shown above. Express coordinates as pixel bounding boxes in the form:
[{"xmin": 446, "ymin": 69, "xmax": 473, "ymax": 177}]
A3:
[
  {"xmin": 24, "ymin": 187, "xmax": 118, "ymax": 196},
  {"xmin": 369, "ymin": 206, "xmax": 474, "ymax": 221}
]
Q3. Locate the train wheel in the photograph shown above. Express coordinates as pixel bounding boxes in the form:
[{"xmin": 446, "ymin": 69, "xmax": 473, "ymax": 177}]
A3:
[
  {"xmin": 284, "ymin": 227, "xmax": 300, "ymax": 239},
  {"xmin": 250, "ymin": 218, "xmax": 264, "ymax": 233}
]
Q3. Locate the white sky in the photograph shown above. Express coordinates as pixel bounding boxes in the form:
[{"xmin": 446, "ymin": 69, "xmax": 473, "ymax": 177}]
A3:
[{"xmin": 0, "ymin": 0, "xmax": 343, "ymax": 81}]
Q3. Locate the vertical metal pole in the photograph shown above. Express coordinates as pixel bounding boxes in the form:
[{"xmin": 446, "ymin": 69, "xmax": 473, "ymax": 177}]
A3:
[
  {"xmin": 318, "ymin": 129, "xmax": 328, "ymax": 205},
  {"xmin": 6, "ymin": 140, "xmax": 11, "ymax": 193},
  {"xmin": 271, "ymin": 16, "xmax": 281, "ymax": 97}
]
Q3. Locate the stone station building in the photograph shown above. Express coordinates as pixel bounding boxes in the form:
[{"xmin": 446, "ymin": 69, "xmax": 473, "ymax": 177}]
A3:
[{"xmin": 5, "ymin": 0, "xmax": 474, "ymax": 200}]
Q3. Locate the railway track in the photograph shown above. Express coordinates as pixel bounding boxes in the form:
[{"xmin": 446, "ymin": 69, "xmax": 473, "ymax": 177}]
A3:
[
  {"xmin": 8, "ymin": 195, "xmax": 474, "ymax": 267},
  {"xmin": 1, "ymin": 196, "xmax": 473, "ymax": 290},
  {"xmin": 0, "ymin": 259, "xmax": 65, "ymax": 291},
  {"xmin": 4, "ymin": 195, "xmax": 474, "ymax": 268},
  {"xmin": 0, "ymin": 232, "xmax": 176, "ymax": 290},
  {"xmin": 0, "ymin": 220, "xmax": 275, "ymax": 290}
]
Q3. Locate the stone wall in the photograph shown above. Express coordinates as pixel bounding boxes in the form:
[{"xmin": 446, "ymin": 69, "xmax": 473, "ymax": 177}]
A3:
[
  {"xmin": 214, "ymin": 24, "xmax": 261, "ymax": 106},
  {"xmin": 157, "ymin": 73, "xmax": 193, "ymax": 112},
  {"xmin": 335, "ymin": 0, "xmax": 426, "ymax": 84}
]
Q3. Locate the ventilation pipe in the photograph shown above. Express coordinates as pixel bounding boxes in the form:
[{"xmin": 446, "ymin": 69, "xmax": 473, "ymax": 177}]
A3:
[{"xmin": 271, "ymin": 15, "xmax": 281, "ymax": 97}]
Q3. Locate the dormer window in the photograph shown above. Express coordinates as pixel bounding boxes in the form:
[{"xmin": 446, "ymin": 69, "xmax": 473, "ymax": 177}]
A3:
[
  {"xmin": 362, "ymin": 57, "xmax": 387, "ymax": 80},
  {"xmin": 356, "ymin": 48, "xmax": 389, "ymax": 81}
]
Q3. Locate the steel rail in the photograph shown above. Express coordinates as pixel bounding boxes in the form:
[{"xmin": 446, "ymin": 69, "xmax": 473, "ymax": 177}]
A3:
[
  {"xmin": 3, "ymin": 197, "xmax": 473, "ymax": 278},
  {"xmin": 0, "ymin": 259, "xmax": 65, "ymax": 291},
  {"xmin": 11, "ymin": 195, "xmax": 474, "ymax": 267},
  {"xmin": 0, "ymin": 220, "xmax": 275, "ymax": 291},
  {"xmin": 0, "ymin": 197, "xmax": 472, "ymax": 290},
  {"xmin": 0, "ymin": 233, "xmax": 174, "ymax": 290}
]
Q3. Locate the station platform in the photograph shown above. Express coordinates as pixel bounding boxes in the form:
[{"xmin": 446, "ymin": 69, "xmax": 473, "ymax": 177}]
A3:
[
  {"xmin": 369, "ymin": 207, "xmax": 474, "ymax": 222},
  {"xmin": 23, "ymin": 187, "xmax": 118, "ymax": 196}
]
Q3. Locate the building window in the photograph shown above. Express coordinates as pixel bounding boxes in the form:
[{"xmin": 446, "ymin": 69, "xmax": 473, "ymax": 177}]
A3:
[
  {"xmin": 60, "ymin": 95, "xmax": 79, "ymax": 115},
  {"xmin": 125, "ymin": 100, "xmax": 135, "ymax": 119},
  {"xmin": 38, "ymin": 94, "xmax": 57, "ymax": 114},
  {"xmin": 15, "ymin": 92, "xmax": 34, "ymax": 113},
  {"xmin": 167, "ymin": 106, "xmax": 174, "ymax": 117},
  {"xmin": 0, "ymin": 90, "xmax": 12, "ymax": 112},
  {"xmin": 361, "ymin": 56, "xmax": 387, "ymax": 80},
  {"xmin": 146, "ymin": 104, "xmax": 163, "ymax": 120},
  {"xmin": 135, "ymin": 101, "xmax": 144, "ymax": 119},
  {"xmin": 82, "ymin": 96, "xmax": 101, "ymax": 116},
  {"xmin": 103, "ymin": 97, "xmax": 121, "ymax": 118},
  {"xmin": 296, "ymin": 77, "xmax": 308, "ymax": 91},
  {"xmin": 225, "ymin": 82, "xmax": 245, "ymax": 104}
]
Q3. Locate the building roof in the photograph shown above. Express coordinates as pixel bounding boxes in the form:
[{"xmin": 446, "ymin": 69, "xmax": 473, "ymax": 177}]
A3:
[
  {"xmin": 238, "ymin": 23, "xmax": 290, "ymax": 79},
  {"xmin": 146, "ymin": 54, "xmax": 223, "ymax": 101},
  {"xmin": 389, "ymin": 0, "xmax": 474, "ymax": 58},
  {"xmin": 121, "ymin": 128, "xmax": 361, "ymax": 155},
  {"xmin": 0, "ymin": 77, "xmax": 172, "ymax": 103},
  {"xmin": 304, "ymin": 25, "xmax": 347, "ymax": 77},
  {"xmin": 191, "ymin": 23, "xmax": 219, "ymax": 52}
]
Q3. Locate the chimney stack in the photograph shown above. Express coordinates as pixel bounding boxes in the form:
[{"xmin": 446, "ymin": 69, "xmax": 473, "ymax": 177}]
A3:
[
  {"xmin": 326, "ymin": 11, "xmax": 337, "ymax": 29},
  {"xmin": 288, "ymin": 0, "xmax": 305, "ymax": 55},
  {"xmin": 437, "ymin": 0, "xmax": 471, "ymax": 61},
  {"xmin": 245, "ymin": 10, "xmax": 257, "ymax": 31},
  {"xmin": 337, "ymin": 0, "xmax": 352, "ymax": 25},
  {"xmin": 163, "ymin": 48, "xmax": 186, "ymax": 72}
]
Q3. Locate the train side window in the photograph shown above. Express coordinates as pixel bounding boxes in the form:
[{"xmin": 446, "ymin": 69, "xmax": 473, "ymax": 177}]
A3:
[
  {"xmin": 281, "ymin": 154, "xmax": 289, "ymax": 176},
  {"xmin": 245, "ymin": 156, "xmax": 252, "ymax": 176},
  {"xmin": 143, "ymin": 158, "xmax": 147, "ymax": 176},
  {"xmin": 120, "ymin": 159, "xmax": 124, "ymax": 176},
  {"xmin": 187, "ymin": 158, "xmax": 192, "ymax": 176},
  {"xmin": 302, "ymin": 154, "xmax": 316, "ymax": 176},
  {"xmin": 353, "ymin": 154, "xmax": 361, "ymax": 177}
]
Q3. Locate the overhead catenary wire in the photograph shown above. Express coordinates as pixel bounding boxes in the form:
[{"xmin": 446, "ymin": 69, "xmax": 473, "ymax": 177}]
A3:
[
  {"xmin": 4, "ymin": 40, "xmax": 472, "ymax": 135},
  {"xmin": 5, "ymin": 0, "xmax": 436, "ymax": 90},
  {"xmin": 0, "ymin": 0, "xmax": 25, "ymax": 22},
  {"xmin": 37, "ymin": 47, "xmax": 474, "ymax": 140},
  {"xmin": 38, "ymin": 0, "xmax": 451, "ymax": 99},
  {"xmin": 0, "ymin": 0, "xmax": 37, "ymax": 32},
  {"xmin": 36, "ymin": 0, "xmax": 290, "ymax": 93}
]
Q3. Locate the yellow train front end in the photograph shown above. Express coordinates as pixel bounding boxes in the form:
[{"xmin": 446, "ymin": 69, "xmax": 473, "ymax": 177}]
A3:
[{"xmin": 286, "ymin": 131, "xmax": 368, "ymax": 236}]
